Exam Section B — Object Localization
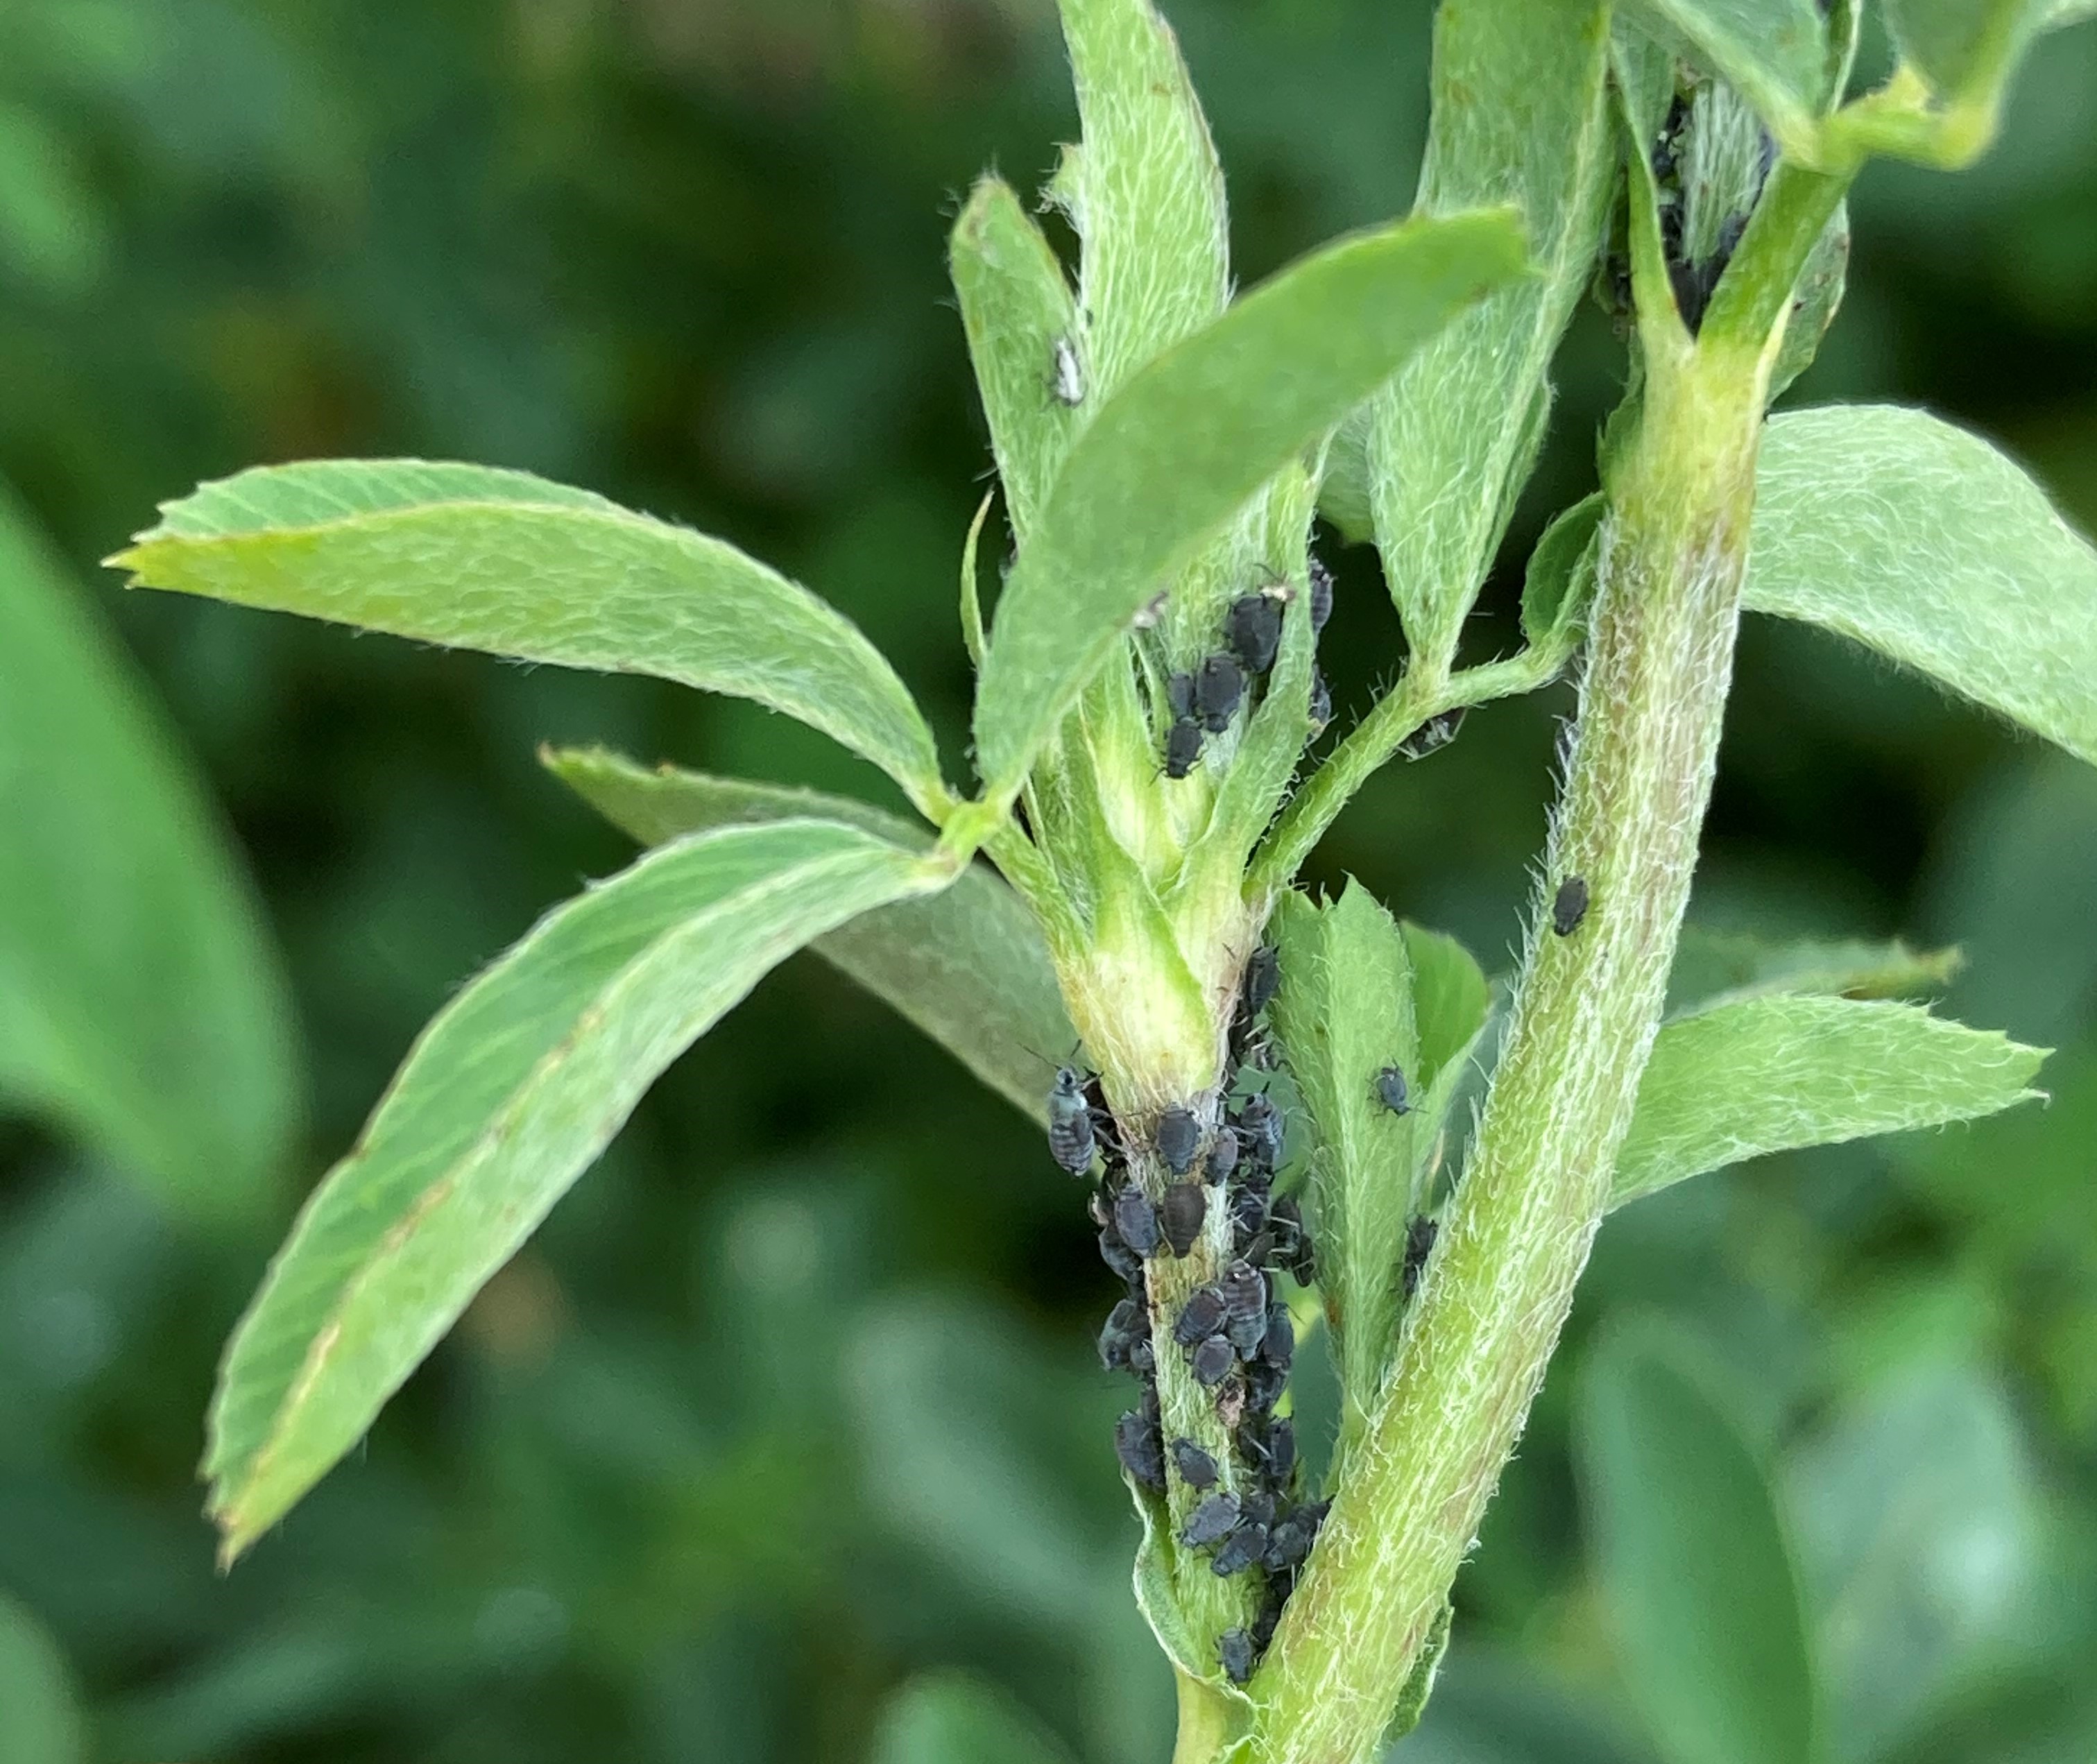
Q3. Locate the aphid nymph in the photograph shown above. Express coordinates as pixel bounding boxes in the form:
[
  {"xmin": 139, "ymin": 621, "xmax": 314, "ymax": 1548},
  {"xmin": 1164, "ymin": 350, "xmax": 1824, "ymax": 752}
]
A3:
[
  {"xmin": 1155, "ymin": 1106, "xmax": 1201, "ymax": 1176},
  {"xmin": 1193, "ymin": 653, "xmax": 1245, "ymax": 732},
  {"xmin": 1374, "ymin": 1064, "xmax": 1411, "ymax": 1117},
  {"xmin": 1113, "ymin": 1186, "xmax": 1163, "ymax": 1259},
  {"xmin": 1158, "ymin": 1181, "xmax": 1206, "ymax": 1257},
  {"xmin": 1045, "ymin": 1065, "xmax": 1098, "ymax": 1176},
  {"xmin": 1170, "ymin": 1438, "xmax": 1219, "ymax": 1489},
  {"xmin": 1307, "ymin": 554, "xmax": 1334, "ymax": 633},
  {"xmin": 1164, "ymin": 714, "xmax": 1204, "ymax": 780},
  {"xmin": 1217, "ymin": 1628, "xmax": 1255, "ymax": 1685},
  {"xmin": 1552, "ymin": 874, "xmax": 1590, "ymax": 937},
  {"xmin": 1241, "ymin": 944, "xmax": 1281, "ymax": 1019}
]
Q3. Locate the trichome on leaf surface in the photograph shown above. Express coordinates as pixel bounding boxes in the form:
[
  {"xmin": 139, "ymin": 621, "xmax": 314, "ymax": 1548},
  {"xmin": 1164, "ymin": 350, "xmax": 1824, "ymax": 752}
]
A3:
[{"xmin": 108, "ymin": 0, "xmax": 2097, "ymax": 1758}]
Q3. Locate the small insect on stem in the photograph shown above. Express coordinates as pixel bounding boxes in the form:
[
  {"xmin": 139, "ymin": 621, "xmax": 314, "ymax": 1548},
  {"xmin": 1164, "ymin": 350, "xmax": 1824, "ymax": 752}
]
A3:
[
  {"xmin": 1401, "ymin": 1213, "xmax": 1438, "ymax": 1301},
  {"xmin": 1045, "ymin": 1065, "xmax": 1098, "ymax": 1175},
  {"xmin": 1194, "ymin": 653, "xmax": 1245, "ymax": 733},
  {"xmin": 1155, "ymin": 1106, "xmax": 1201, "ymax": 1176},
  {"xmin": 1373, "ymin": 1064, "xmax": 1411, "ymax": 1117},
  {"xmin": 1050, "ymin": 335, "xmax": 1084, "ymax": 406},
  {"xmin": 1217, "ymin": 1629, "xmax": 1256, "ymax": 1685},
  {"xmin": 1307, "ymin": 553, "xmax": 1334, "ymax": 633},
  {"xmin": 1552, "ymin": 874, "xmax": 1590, "ymax": 937},
  {"xmin": 1226, "ymin": 590, "xmax": 1286, "ymax": 677},
  {"xmin": 1164, "ymin": 715, "xmax": 1205, "ymax": 780}
]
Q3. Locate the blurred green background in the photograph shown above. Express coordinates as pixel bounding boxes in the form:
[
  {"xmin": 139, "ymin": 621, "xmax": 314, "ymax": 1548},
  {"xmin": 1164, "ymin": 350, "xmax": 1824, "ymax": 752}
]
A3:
[{"xmin": 2, "ymin": 1, "xmax": 2096, "ymax": 1760}]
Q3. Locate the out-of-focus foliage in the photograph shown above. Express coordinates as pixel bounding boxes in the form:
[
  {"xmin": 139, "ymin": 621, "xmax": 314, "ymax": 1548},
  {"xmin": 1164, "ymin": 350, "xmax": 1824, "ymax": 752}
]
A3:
[{"xmin": 1, "ymin": 2, "xmax": 2095, "ymax": 1761}]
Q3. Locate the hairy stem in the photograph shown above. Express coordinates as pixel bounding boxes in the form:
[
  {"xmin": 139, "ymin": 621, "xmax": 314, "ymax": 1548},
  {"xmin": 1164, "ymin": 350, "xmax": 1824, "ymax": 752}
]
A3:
[
  {"xmin": 1248, "ymin": 646, "xmax": 1568, "ymax": 897},
  {"xmin": 1247, "ymin": 334, "xmax": 1767, "ymax": 1764}
]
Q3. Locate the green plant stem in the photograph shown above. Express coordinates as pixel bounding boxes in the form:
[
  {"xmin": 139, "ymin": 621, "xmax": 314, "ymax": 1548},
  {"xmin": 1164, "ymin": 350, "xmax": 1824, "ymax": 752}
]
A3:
[
  {"xmin": 1248, "ymin": 645, "xmax": 1568, "ymax": 896},
  {"xmin": 1700, "ymin": 158, "xmax": 1851, "ymax": 359},
  {"xmin": 1247, "ymin": 333, "xmax": 1767, "ymax": 1764}
]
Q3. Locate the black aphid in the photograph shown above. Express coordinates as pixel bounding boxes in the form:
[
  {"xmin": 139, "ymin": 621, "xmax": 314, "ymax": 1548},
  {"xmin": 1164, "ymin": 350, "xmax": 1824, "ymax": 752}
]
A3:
[
  {"xmin": 1129, "ymin": 1337, "xmax": 1155, "ymax": 1375},
  {"xmin": 1241, "ymin": 1415, "xmax": 1296, "ymax": 1483},
  {"xmin": 1170, "ymin": 1438, "xmax": 1219, "ymax": 1489},
  {"xmin": 1552, "ymin": 874, "xmax": 1590, "ymax": 937},
  {"xmin": 1204, "ymin": 1130, "xmax": 1239, "ymax": 1187},
  {"xmin": 1050, "ymin": 335, "xmax": 1084, "ymax": 406},
  {"xmin": 1156, "ymin": 1106, "xmax": 1201, "ymax": 1176},
  {"xmin": 1175, "ymin": 1285, "xmax": 1227, "ymax": 1346},
  {"xmin": 1158, "ymin": 1181, "xmax": 1206, "ymax": 1257},
  {"xmin": 1238, "ymin": 1488, "xmax": 1276, "ymax": 1530},
  {"xmin": 1220, "ymin": 1260, "xmax": 1267, "ymax": 1324},
  {"xmin": 1097, "ymin": 1224, "xmax": 1143, "ymax": 1287},
  {"xmin": 1181, "ymin": 1491, "xmax": 1242, "ymax": 1548},
  {"xmin": 1308, "ymin": 554, "xmax": 1334, "ymax": 633},
  {"xmin": 1308, "ymin": 667, "xmax": 1332, "ymax": 737},
  {"xmin": 1229, "ymin": 1183, "xmax": 1270, "ymax": 1241},
  {"xmin": 1046, "ymin": 1065, "xmax": 1098, "ymax": 1176},
  {"xmin": 1217, "ymin": 1628, "xmax": 1256, "ymax": 1685},
  {"xmin": 1282, "ymin": 1226, "xmax": 1317, "ymax": 1288},
  {"xmin": 1243, "ymin": 1358, "xmax": 1287, "ymax": 1414},
  {"xmin": 1241, "ymin": 944, "xmax": 1281, "ymax": 1019},
  {"xmin": 1191, "ymin": 1335, "xmax": 1237, "ymax": 1386},
  {"xmin": 1264, "ymin": 1502, "xmax": 1324, "ymax": 1571},
  {"xmin": 1113, "ymin": 1187, "xmax": 1163, "ymax": 1259},
  {"xmin": 1402, "ymin": 1213, "xmax": 1439, "ymax": 1301},
  {"xmin": 1097, "ymin": 1296, "xmax": 1145, "ymax": 1371},
  {"xmin": 1211, "ymin": 1521, "xmax": 1269, "ymax": 1577},
  {"xmin": 1226, "ymin": 591, "xmax": 1285, "ymax": 675},
  {"xmin": 1166, "ymin": 670, "xmax": 1195, "ymax": 719},
  {"xmin": 1236, "ymin": 1093, "xmax": 1283, "ymax": 1170},
  {"xmin": 1250, "ymin": 1594, "xmax": 1283, "ymax": 1652},
  {"xmin": 1114, "ymin": 1406, "xmax": 1166, "ymax": 1491},
  {"xmin": 1374, "ymin": 1064, "xmax": 1411, "ymax": 1117},
  {"xmin": 1225, "ymin": 1308, "xmax": 1267, "ymax": 1357},
  {"xmin": 1164, "ymin": 714, "xmax": 1205, "ymax": 780},
  {"xmin": 1260, "ymin": 1303, "xmax": 1294, "ymax": 1367},
  {"xmin": 1194, "ymin": 653, "xmax": 1245, "ymax": 732}
]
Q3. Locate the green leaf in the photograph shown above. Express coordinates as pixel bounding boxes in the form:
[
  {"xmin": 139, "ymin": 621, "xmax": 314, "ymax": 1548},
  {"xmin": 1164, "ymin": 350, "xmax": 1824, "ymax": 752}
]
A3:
[
  {"xmin": 950, "ymin": 178, "xmax": 1084, "ymax": 547},
  {"xmin": 1613, "ymin": 996, "xmax": 2046, "ymax": 1209},
  {"xmin": 1745, "ymin": 406, "xmax": 2097, "ymax": 769},
  {"xmin": 0, "ymin": 1593, "xmax": 84, "ymax": 1764},
  {"xmin": 112, "ymin": 459, "xmax": 945, "ymax": 810},
  {"xmin": 1519, "ymin": 494, "xmax": 1605, "ymax": 654},
  {"xmin": 1767, "ymin": 202, "xmax": 1849, "ymax": 404},
  {"xmin": 542, "ymin": 747, "xmax": 1074, "ymax": 1122},
  {"xmin": 207, "ymin": 819, "xmax": 948, "ymax": 1560},
  {"xmin": 1401, "ymin": 923, "xmax": 1493, "ymax": 1098},
  {"xmin": 868, "ymin": 1672, "xmax": 1079, "ymax": 1764},
  {"xmin": 1369, "ymin": 0, "xmax": 1613, "ymax": 669},
  {"xmin": 1665, "ymin": 928, "xmax": 1961, "ymax": 1020},
  {"xmin": 1269, "ymin": 884, "xmax": 1421, "ymax": 1463},
  {"xmin": 972, "ymin": 209, "xmax": 1529, "ymax": 801},
  {"xmin": 1385, "ymin": 1604, "xmax": 1455, "ymax": 1745},
  {"xmin": 1625, "ymin": 0, "xmax": 1830, "ymax": 156},
  {"xmin": 1883, "ymin": 0, "xmax": 2030, "ymax": 96},
  {"xmin": 0, "ymin": 484, "xmax": 297, "ymax": 1226},
  {"xmin": 1577, "ymin": 1321, "xmax": 1819, "ymax": 1764},
  {"xmin": 1052, "ymin": 0, "xmax": 1227, "ymax": 403}
]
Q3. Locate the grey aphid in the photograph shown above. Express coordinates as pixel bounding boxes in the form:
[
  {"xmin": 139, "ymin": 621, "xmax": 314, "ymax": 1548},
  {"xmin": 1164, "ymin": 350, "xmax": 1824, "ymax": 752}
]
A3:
[
  {"xmin": 1174, "ymin": 1285, "xmax": 1226, "ymax": 1345},
  {"xmin": 1166, "ymin": 670, "xmax": 1196, "ymax": 719},
  {"xmin": 1204, "ymin": 1131, "xmax": 1238, "ymax": 1187},
  {"xmin": 1401, "ymin": 1213, "xmax": 1438, "ymax": 1301},
  {"xmin": 1158, "ymin": 1181, "xmax": 1206, "ymax": 1258},
  {"xmin": 1113, "ymin": 1187, "xmax": 1163, "ymax": 1259},
  {"xmin": 1217, "ymin": 1628, "xmax": 1255, "ymax": 1685},
  {"xmin": 1307, "ymin": 554, "xmax": 1334, "ymax": 632},
  {"xmin": 1181, "ymin": 1491, "xmax": 1241, "ymax": 1548},
  {"xmin": 1210, "ymin": 1521, "xmax": 1269, "ymax": 1577},
  {"xmin": 1308, "ymin": 667, "xmax": 1332, "ymax": 736},
  {"xmin": 1374, "ymin": 1064, "xmax": 1410, "ymax": 1116},
  {"xmin": 1050, "ymin": 336, "xmax": 1084, "ymax": 406},
  {"xmin": 1113, "ymin": 1407, "xmax": 1165, "ymax": 1491},
  {"xmin": 1156, "ymin": 1106, "xmax": 1201, "ymax": 1176},
  {"xmin": 1241, "ymin": 944, "xmax": 1281, "ymax": 1019},
  {"xmin": 1219, "ymin": 1259, "xmax": 1267, "ymax": 1324},
  {"xmin": 1045, "ymin": 1065, "xmax": 1097, "ymax": 1175},
  {"xmin": 1190, "ymin": 1335, "xmax": 1235, "ymax": 1386},
  {"xmin": 1237, "ymin": 1093, "xmax": 1283, "ymax": 1170},
  {"xmin": 1097, "ymin": 1296, "xmax": 1145, "ymax": 1371},
  {"xmin": 1226, "ymin": 592, "xmax": 1284, "ymax": 676},
  {"xmin": 1165, "ymin": 715, "xmax": 1204, "ymax": 780},
  {"xmin": 1552, "ymin": 874, "xmax": 1590, "ymax": 936},
  {"xmin": 1170, "ymin": 1438, "xmax": 1219, "ymax": 1489},
  {"xmin": 1225, "ymin": 1308, "xmax": 1267, "ymax": 1357},
  {"xmin": 1193, "ymin": 653, "xmax": 1245, "ymax": 733}
]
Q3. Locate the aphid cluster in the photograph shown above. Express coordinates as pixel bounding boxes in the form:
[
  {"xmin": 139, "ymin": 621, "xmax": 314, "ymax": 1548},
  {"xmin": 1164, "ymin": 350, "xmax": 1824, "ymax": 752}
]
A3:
[
  {"xmin": 1158, "ymin": 555, "xmax": 1337, "ymax": 779},
  {"xmin": 1652, "ymin": 91, "xmax": 1774, "ymax": 335},
  {"xmin": 1057, "ymin": 940, "xmax": 1327, "ymax": 1686}
]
